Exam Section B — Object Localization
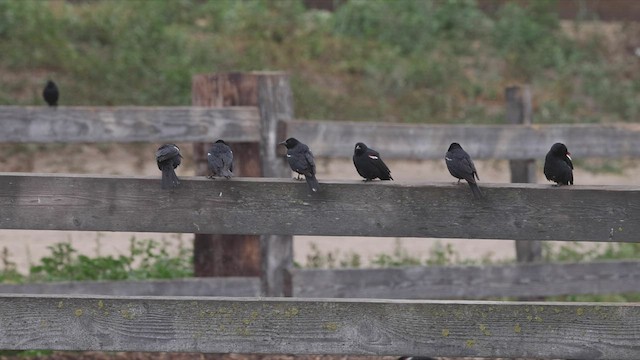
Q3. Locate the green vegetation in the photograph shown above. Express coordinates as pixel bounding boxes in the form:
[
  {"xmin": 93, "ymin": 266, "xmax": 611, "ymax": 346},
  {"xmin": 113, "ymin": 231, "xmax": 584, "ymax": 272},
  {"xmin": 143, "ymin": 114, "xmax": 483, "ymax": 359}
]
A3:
[
  {"xmin": 1, "ymin": 237, "xmax": 640, "ymax": 303},
  {"xmin": 0, "ymin": 0, "xmax": 638, "ymax": 123},
  {"xmin": 0, "ymin": 237, "xmax": 192, "ymax": 284},
  {"xmin": 301, "ymin": 239, "xmax": 640, "ymax": 302},
  {"xmin": 0, "ymin": 0, "xmax": 638, "ymax": 302}
]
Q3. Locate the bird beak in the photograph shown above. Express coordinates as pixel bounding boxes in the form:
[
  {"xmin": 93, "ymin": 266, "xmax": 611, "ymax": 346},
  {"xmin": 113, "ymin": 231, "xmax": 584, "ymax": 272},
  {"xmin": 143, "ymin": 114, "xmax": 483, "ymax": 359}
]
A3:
[
  {"xmin": 279, "ymin": 141, "xmax": 286, "ymax": 146},
  {"xmin": 566, "ymin": 152, "xmax": 572, "ymax": 161}
]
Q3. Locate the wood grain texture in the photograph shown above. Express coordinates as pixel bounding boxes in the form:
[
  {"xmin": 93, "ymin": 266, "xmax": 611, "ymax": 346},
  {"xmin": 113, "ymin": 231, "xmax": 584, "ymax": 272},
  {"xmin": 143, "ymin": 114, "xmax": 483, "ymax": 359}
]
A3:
[
  {"xmin": 285, "ymin": 120, "xmax": 640, "ymax": 160},
  {"xmin": 1, "ymin": 173, "xmax": 639, "ymax": 241},
  {"xmin": 0, "ymin": 106, "xmax": 260, "ymax": 143},
  {"xmin": 0, "ymin": 278, "xmax": 260, "ymax": 297},
  {"xmin": 506, "ymin": 86, "xmax": 543, "ymax": 284},
  {"xmin": 0, "ymin": 294, "xmax": 638, "ymax": 359},
  {"xmin": 256, "ymin": 73, "xmax": 295, "ymax": 296},
  {"xmin": 191, "ymin": 73, "xmax": 262, "ymax": 278},
  {"xmin": 291, "ymin": 260, "xmax": 640, "ymax": 299}
]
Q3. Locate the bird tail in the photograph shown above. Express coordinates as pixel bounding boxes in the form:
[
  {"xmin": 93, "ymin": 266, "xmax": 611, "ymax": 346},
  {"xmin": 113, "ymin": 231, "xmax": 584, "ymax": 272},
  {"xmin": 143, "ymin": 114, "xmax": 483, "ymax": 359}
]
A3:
[
  {"xmin": 305, "ymin": 174, "xmax": 319, "ymax": 193},
  {"xmin": 161, "ymin": 166, "xmax": 180, "ymax": 189},
  {"xmin": 468, "ymin": 181, "xmax": 483, "ymax": 199}
]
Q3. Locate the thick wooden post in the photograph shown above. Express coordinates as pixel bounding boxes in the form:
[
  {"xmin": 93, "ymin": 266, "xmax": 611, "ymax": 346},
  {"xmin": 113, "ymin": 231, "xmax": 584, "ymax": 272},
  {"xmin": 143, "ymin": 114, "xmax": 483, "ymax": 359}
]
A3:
[
  {"xmin": 505, "ymin": 86, "xmax": 542, "ymax": 264},
  {"xmin": 192, "ymin": 73, "xmax": 261, "ymax": 277},
  {"xmin": 256, "ymin": 73, "xmax": 294, "ymax": 296},
  {"xmin": 191, "ymin": 72, "xmax": 293, "ymax": 296}
]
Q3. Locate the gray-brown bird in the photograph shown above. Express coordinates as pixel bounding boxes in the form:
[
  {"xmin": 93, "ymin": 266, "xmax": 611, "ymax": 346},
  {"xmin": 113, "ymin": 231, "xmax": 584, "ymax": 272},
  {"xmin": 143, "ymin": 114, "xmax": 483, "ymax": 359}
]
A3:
[
  {"xmin": 156, "ymin": 144, "xmax": 182, "ymax": 189},
  {"xmin": 207, "ymin": 140, "xmax": 234, "ymax": 179},
  {"xmin": 445, "ymin": 142, "xmax": 482, "ymax": 199},
  {"xmin": 280, "ymin": 137, "xmax": 319, "ymax": 193},
  {"xmin": 42, "ymin": 80, "xmax": 59, "ymax": 107},
  {"xmin": 544, "ymin": 142, "xmax": 573, "ymax": 185}
]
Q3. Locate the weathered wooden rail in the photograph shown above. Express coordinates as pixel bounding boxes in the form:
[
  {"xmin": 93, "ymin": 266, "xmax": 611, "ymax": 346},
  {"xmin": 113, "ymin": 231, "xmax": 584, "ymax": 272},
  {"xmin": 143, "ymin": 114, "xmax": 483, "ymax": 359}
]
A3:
[
  {"xmin": 0, "ymin": 277, "xmax": 260, "ymax": 297},
  {"xmin": 1, "ymin": 173, "xmax": 638, "ymax": 241},
  {"xmin": 290, "ymin": 260, "xmax": 640, "ymax": 299},
  {"xmin": 1, "ymin": 259, "xmax": 638, "ymax": 300},
  {"xmin": 0, "ymin": 294, "xmax": 638, "ymax": 359},
  {"xmin": 0, "ymin": 106, "xmax": 260, "ymax": 142},
  {"xmin": 3, "ymin": 105, "xmax": 640, "ymax": 160},
  {"xmin": 285, "ymin": 120, "xmax": 640, "ymax": 160},
  {"xmin": 2, "ymin": 75, "xmax": 640, "ymax": 359}
]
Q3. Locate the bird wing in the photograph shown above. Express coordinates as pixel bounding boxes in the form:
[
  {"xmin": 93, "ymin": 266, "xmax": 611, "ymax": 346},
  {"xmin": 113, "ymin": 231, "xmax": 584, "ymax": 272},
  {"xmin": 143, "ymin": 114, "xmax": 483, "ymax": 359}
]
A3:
[
  {"xmin": 564, "ymin": 156, "xmax": 574, "ymax": 170},
  {"xmin": 447, "ymin": 150, "xmax": 476, "ymax": 183},
  {"xmin": 367, "ymin": 149, "xmax": 391, "ymax": 174},
  {"xmin": 467, "ymin": 156, "xmax": 480, "ymax": 180},
  {"xmin": 156, "ymin": 145, "xmax": 180, "ymax": 162},
  {"xmin": 207, "ymin": 152, "xmax": 224, "ymax": 171},
  {"xmin": 304, "ymin": 149, "xmax": 316, "ymax": 175}
]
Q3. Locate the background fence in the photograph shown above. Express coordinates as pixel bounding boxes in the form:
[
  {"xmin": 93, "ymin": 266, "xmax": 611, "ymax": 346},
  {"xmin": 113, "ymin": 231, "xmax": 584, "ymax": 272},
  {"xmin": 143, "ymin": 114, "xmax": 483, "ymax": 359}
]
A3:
[{"xmin": 0, "ymin": 72, "xmax": 638, "ymax": 359}]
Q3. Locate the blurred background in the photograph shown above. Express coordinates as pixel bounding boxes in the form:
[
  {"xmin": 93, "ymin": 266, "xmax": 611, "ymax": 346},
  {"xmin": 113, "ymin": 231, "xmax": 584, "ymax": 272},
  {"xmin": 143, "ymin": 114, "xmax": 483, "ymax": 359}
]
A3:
[{"xmin": 0, "ymin": 0, "xmax": 639, "ymax": 301}]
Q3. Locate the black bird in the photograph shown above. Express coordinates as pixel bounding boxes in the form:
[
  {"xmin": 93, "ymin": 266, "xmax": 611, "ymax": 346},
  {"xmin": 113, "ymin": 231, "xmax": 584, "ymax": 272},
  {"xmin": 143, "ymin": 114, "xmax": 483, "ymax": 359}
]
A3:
[
  {"xmin": 42, "ymin": 80, "xmax": 59, "ymax": 107},
  {"xmin": 445, "ymin": 142, "xmax": 482, "ymax": 199},
  {"xmin": 280, "ymin": 137, "xmax": 319, "ymax": 193},
  {"xmin": 155, "ymin": 143, "xmax": 182, "ymax": 189},
  {"xmin": 353, "ymin": 142, "xmax": 393, "ymax": 181},
  {"xmin": 207, "ymin": 139, "xmax": 234, "ymax": 179},
  {"xmin": 544, "ymin": 142, "xmax": 573, "ymax": 185}
]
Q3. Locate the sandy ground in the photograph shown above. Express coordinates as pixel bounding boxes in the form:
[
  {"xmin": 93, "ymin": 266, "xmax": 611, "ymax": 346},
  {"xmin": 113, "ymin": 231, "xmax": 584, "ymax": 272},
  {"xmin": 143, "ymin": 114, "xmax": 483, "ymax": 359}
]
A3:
[{"xmin": 0, "ymin": 143, "xmax": 637, "ymax": 273}]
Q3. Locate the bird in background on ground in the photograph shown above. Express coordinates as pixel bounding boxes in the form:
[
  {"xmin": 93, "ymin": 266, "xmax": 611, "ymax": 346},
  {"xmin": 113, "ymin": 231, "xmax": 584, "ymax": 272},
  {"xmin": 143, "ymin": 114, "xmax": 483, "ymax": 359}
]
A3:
[
  {"xmin": 207, "ymin": 139, "xmax": 234, "ymax": 179},
  {"xmin": 445, "ymin": 142, "xmax": 482, "ymax": 199},
  {"xmin": 280, "ymin": 137, "xmax": 319, "ymax": 193},
  {"xmin": 353, "ymin": 142, "xmax": 393, "ymax": 181},
  {"xmin": 155, "ymin": 143, "xmax": 182, "ymax": 189},
  {"xmin": 42, "ymin": 80, "xmax": 59, "ymax": 107},
  {"xmin": 544, "ymin": 142, "xmax": 573, "ymax": 185}
]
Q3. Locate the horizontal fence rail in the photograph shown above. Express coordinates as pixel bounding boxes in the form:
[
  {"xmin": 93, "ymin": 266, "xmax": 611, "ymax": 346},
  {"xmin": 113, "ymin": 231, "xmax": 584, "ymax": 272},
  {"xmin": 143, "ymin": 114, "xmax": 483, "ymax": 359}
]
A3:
[
  {"xmin": 286, "ymin": 120, "xmax": 640, "ymax": 160},
  {"xmin": 291, "ymin": 260, "xmax": 640, "ymax": 299},
  {"xmin": 0, "ymin": 106, "xmax": 260, "ymax": 143},
  {"xmin": 0, "ymin": 278, "xmax": 260, "ymax": 297},
  {"xmin": 1, "ymin": 173, "xmax": 638, "ymax": 241},
  {"xmin": 0, "ymin": 295, "xmax": 638, "ymax": 359},
  {"xmin": 3, "ymin": 106, "xmax": 640, "ymax": 161},
  {"xmin": 3, "ymin": 260, "xmax": 638, "ymax": 299}
]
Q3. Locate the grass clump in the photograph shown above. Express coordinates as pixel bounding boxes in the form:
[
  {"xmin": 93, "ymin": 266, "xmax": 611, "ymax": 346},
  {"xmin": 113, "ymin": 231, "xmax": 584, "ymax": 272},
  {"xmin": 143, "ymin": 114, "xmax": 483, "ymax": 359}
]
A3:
[
  {"xmin": 0, "ymin": 237, "xmax": 192, "ymax": 284},
  {"xmin": 0, "ymin": 0, "xmax": 638, "ymax": 123}
]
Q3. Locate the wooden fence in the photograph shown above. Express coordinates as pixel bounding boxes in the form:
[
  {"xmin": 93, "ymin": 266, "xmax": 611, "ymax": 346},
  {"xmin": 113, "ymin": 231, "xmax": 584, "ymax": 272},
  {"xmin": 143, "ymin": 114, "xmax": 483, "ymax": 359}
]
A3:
[
  {"xmin": 1, "ymin": 72, "xmax": 640, "ymax": 359},
  {"xmin": 0, "ymin": 259, "xmax": 638, "ymax": 300},
  {"xmin": 1, "ymin": 173, "xmax": 639, "ymax": 358},
  {"xmin": 4, "ymin": 105, "xmax": 640, "ymax": 159},
  {"xmin": 2, "ymin": 294, "xmax": 638, "ymax": 358}
]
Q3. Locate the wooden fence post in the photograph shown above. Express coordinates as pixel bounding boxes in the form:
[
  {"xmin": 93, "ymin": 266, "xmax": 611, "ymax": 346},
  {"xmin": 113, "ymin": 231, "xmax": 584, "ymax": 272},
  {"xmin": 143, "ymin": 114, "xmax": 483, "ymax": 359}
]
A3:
[
  {"xmin": 505, "ymin": 86, "xmax": 543, "ymax": 265},
  {"xmin": 191, "ymin": 72, "xmax": 293, "ymax": 296},
  {"xmin": 256, "ymin": 73, "xmax": 294, "ymax": 297}
]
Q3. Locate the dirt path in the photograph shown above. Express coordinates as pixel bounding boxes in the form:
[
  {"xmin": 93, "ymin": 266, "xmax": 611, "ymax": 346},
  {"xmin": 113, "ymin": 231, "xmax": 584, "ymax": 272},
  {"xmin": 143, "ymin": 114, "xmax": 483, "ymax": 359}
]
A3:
[{"xmin": 0, "ymin": 143, "xmax": 636, "ymax": 273}]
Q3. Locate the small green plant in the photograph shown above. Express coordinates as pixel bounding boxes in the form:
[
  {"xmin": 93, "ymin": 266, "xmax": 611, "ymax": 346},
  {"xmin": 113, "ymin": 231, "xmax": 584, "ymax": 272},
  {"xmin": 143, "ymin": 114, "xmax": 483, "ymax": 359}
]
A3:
[
  {"xmin": 0, "ymin": 247, "xmax": 23, "ymax": 284},
  {"xmin": 543, "ymin": 241, "xmax": 640, "ymax": 263},
  {"xmin": 304, "ymin": 242, "xmax": 361, "ymax": 269},
  {"xmin": 25, "ymin": 237, "xmax": 192, "ymax": 283},
  {"xmin": 371, "ymin": 239, "xmax": 423, "ymax": 267}
]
